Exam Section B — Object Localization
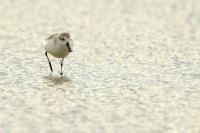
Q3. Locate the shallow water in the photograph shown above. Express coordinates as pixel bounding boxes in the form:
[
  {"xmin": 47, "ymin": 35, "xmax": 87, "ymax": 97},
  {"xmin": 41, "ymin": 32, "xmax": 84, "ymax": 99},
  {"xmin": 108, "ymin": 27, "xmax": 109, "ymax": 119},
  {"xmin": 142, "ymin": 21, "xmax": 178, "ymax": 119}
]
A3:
[{"xmin": 0, "ymin": 0, "xmax": 200, "ymax": 132}]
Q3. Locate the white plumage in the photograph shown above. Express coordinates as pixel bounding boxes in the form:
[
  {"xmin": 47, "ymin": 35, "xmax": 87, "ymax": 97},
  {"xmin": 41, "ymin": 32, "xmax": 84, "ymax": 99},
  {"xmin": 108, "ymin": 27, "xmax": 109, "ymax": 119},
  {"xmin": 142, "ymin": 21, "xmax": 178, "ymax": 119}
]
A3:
[{"xmin": 43, "ymin": 32, "xmax": 73, "ymax": 75}]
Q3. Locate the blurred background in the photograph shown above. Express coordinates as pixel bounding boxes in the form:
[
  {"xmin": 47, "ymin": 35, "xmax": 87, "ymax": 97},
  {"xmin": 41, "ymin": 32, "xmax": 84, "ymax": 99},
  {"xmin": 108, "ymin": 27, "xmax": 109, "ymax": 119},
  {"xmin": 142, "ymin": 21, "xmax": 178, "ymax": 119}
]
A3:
[{"xmin": 0, "ymin": 0, "xmax": 200, "ymax": 132}]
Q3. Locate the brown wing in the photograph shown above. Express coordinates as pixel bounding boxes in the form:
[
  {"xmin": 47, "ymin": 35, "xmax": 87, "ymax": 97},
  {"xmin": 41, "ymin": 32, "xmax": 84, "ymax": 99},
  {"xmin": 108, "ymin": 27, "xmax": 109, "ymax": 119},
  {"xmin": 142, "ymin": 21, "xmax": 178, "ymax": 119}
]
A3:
[{"xmin": 47, "ymin": 33, "xmax": 58, "ymax": 40}]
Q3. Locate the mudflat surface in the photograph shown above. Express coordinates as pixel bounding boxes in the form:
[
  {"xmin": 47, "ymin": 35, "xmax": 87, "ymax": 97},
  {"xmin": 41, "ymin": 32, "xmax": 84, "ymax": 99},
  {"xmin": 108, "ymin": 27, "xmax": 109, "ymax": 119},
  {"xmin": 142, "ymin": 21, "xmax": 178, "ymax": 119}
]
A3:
[{"xmin": 0, "ymin": 0, "xmax": 200, "ymax": 132}]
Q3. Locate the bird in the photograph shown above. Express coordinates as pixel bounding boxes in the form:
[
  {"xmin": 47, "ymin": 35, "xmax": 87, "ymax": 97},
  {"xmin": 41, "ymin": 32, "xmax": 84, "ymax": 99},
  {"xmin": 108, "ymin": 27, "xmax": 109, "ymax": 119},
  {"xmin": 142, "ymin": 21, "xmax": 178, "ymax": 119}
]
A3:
[{"xmin": 43, "ymin": 32, "xmax": 73, "ymax": 75}]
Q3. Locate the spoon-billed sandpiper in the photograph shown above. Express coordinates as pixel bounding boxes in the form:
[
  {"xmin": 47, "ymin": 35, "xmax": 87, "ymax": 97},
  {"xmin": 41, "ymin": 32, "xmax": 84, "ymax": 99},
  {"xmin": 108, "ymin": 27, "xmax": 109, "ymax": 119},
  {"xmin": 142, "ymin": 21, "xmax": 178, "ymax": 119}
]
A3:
[{"xmin": 43, "ymin": 32, "xmax": 73, "ymax": 75}]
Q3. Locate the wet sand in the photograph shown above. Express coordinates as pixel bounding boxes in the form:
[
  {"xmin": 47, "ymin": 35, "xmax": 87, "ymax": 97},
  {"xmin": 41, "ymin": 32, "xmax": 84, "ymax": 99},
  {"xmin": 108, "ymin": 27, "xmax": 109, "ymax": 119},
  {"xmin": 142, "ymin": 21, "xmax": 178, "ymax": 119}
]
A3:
[{"xmin": 0, "ymin": 0, "xmax": 200, "ymax": 132}]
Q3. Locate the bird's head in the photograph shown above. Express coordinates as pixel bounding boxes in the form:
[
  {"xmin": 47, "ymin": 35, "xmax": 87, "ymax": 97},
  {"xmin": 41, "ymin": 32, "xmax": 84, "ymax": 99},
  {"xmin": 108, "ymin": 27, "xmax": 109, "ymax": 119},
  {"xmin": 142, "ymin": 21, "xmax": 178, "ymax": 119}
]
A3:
[{"xmin": 58, "ymin": 32, "xmax": 73, "ymax": 52}]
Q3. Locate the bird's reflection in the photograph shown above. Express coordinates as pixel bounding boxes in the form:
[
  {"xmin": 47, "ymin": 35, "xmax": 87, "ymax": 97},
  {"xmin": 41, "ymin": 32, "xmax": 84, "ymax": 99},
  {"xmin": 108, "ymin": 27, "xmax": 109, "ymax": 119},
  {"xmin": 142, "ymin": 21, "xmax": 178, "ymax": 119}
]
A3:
[{"xmin": 43, "ymin": 73, "xmax": 72, "ymax": 86}]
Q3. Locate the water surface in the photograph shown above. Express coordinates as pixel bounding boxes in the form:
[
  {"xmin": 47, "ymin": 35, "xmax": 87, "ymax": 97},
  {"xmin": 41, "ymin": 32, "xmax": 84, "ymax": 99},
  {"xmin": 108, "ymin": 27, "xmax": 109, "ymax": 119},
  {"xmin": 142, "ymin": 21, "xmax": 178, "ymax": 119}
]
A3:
[{"xmin": 0, "ymin": 0, "xmax": 200, "ymax": 132}]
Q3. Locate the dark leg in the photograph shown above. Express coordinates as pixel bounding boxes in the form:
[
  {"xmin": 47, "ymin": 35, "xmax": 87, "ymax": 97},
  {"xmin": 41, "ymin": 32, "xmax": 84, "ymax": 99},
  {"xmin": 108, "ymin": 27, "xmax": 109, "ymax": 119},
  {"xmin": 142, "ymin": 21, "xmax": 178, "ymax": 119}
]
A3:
[
  {"xmin": 60, "ymin": 58, "xmax": 64, "ymax": 75},
  {"xmin": 45, "ymin": 52, "xmax": 53, "ymax": 72}
]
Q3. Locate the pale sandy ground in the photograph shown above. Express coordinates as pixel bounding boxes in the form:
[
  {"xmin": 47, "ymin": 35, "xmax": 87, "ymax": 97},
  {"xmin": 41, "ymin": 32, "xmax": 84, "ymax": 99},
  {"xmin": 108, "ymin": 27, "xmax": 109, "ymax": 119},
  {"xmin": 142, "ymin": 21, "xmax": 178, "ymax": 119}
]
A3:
[{"xmin": 0, "ymin": 0, "xmax": 200, "ymax": 133}]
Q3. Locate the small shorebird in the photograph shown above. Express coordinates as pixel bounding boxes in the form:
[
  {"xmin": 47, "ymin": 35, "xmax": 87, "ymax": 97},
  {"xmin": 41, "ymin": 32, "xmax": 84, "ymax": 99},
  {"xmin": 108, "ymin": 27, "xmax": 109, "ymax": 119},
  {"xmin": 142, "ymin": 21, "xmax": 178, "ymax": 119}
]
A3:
[{"xmin": 43, "ymin": 32, "xmax": 73, "ymax": 75}]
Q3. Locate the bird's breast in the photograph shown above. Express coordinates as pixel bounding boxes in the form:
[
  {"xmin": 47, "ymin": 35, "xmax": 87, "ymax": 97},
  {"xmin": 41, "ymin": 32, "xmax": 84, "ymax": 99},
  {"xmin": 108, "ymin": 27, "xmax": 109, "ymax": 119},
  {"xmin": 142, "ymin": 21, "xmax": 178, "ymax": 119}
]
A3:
[{"xmin": 44, "ymin": 40, "xmax": 69, "ymax": 58}]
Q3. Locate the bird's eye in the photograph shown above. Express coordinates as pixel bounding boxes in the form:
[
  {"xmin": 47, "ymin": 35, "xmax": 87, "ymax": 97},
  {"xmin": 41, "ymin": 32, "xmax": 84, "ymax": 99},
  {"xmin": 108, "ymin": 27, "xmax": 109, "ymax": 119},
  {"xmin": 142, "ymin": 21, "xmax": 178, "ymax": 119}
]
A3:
[{"xmin": 60, "ymin": 38, "xmax": 65, "ymax": 41}]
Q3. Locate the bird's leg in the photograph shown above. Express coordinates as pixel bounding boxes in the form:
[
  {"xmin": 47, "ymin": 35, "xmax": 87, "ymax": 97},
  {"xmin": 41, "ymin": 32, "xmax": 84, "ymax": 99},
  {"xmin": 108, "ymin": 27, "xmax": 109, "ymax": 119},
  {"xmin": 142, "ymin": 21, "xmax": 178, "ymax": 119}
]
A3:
[
  {"xmin": 60, "ymin": 58, "xmax": 64, "ymax": 75},
  {"xmin": 45, "ymin": 52, "xmax": 53, "ymax": 72}
]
